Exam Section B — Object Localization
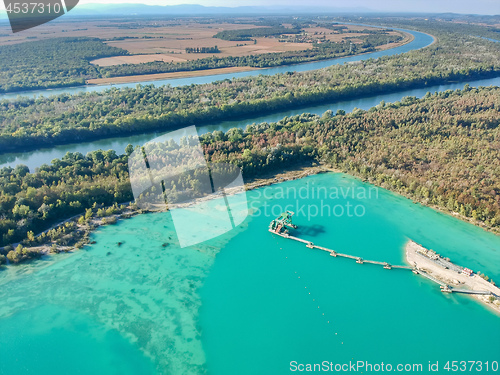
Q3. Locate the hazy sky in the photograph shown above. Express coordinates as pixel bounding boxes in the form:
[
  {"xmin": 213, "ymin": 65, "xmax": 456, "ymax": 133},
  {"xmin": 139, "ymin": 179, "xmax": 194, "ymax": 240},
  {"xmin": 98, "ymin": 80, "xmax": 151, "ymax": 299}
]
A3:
[{"xmin": 0, "ymin": 0, "xmax": 499, "ymax": 15}]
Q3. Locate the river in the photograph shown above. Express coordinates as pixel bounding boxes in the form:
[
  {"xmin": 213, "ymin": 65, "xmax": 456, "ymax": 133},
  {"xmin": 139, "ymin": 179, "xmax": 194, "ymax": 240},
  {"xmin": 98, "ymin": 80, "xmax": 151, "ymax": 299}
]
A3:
[
  {"xmin": 0, "ymin": 27, "xmax": 438, "ymax": 171},
  {"xmin": 1, "ymin": 76, "xmax": 499, "ymax": 170}
]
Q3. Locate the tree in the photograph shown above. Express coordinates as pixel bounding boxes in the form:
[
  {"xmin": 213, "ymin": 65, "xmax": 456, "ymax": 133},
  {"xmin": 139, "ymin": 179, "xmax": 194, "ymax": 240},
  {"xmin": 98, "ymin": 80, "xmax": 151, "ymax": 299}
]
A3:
[
  {"xmin": 321, "ymin": 110, "xmax": 333, "ymax": 121},
  {"xmin": 125, "ymin": 144, "xmax": 134, "ymax": 156},
  {"xmin": 12, "ymin": 204, "xmax": 30, "ymax": 218},
  {"xmin": 14, "ymin": 165, "xmax": 30, "ymax": 177},
  {"xmin": 27, "ymin": 231, "xmax": 35, "ymax": 243}
]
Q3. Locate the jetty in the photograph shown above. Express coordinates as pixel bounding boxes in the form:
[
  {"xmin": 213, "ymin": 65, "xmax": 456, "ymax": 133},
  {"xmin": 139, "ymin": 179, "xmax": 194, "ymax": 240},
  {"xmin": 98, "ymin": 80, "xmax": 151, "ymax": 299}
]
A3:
[
  {"xmin": 269, "ymin": 212, "xmax": 500, "ymax": 312},
  {"xmin": 268, "ymin": 211, "xmax": 412, "ymax": 271}
]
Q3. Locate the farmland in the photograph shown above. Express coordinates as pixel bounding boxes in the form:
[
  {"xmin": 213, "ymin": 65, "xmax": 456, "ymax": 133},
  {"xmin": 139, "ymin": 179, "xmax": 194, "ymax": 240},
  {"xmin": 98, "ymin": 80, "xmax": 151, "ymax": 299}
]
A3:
[
  {"xmin": 0, "ymin": 18, "xmax": 406, "ymax": 60},
  {"xmin": 0, "ymin": 17, "xmax": 410, "ymax": 91},
  {"xmin": 90, "ymin": 22, "xmax": 407, "ymax": 67}
]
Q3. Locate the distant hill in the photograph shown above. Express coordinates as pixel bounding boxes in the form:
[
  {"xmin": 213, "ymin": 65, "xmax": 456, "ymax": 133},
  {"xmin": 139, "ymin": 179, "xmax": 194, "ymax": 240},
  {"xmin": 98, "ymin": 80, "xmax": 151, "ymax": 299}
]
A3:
[
  {"xmin": 2, "ymin": 3, "xmax": 497, "ymax": 20},
  {"xmin": 0, "ymin": 3, "xmax": 371, "ymax": 22},
  {"xmin": 68, "ymin": 3, "xmax": 374, "ymax": 16}
]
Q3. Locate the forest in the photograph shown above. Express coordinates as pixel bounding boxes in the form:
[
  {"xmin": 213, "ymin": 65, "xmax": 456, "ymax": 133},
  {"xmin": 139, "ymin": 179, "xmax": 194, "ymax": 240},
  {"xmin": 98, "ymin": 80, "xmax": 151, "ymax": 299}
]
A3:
[
  {"xmin": 0, "ymin": 27, "xmax": 391, "ymax": 93},
  {"xmin": 356, "ymin": 17, "xmax": 500, "ymax": 41},
  {"xmin": 97, "ymin": 36, "xmax": 381, "ymax": 78},
  {"xmin": 0, "ymin": 28, "xmax": 498, "ymax": 153},
  {"xmin": 0, "ymin": 22, "xmax": 389, "ymax": 93},
  {"xmin": 97, "ymin": 30, "xmax": 397, "ymax": 78},
  {"xmin": 0, "ymin": 86, "xmax": 499, "ymax": 260},
  {"xmin": 0, "ymin": 37, "xmax": 128, "ymax": 93},
  {"xmin": 213, "ymin": 26, "xmax": 302, "ymax": 41}
]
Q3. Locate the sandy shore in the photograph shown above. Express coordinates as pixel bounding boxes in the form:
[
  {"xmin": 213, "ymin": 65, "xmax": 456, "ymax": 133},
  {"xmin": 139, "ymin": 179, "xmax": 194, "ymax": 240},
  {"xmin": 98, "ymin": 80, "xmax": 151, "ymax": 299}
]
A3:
[
  {"xmin": 406, "ymin": 240, "xmax": 500, "ymax": 314},
  {"xmin": 375, "ymin": 30, "xmax": 415, "ymax": 51},
  {"xmin": 86, "ymin": 66, "xmax": 260, "ymax": 86},
  {"xmin": 126, "ymin": 164, "xmax": 334, "ymax": 212},
  {"xmin": 244, "ymin": 164, "xmax": 335, "ymax": 190},
  {"xmin": 0, "ymin": 164, "xmax": 333, "ymax": 264}
]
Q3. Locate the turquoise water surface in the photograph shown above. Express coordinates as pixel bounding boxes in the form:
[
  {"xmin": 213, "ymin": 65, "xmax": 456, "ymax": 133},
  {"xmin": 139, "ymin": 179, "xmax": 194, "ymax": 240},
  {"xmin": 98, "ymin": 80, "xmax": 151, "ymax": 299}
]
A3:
[
  {"xmin": 200, "ymin": 174, "xmax": 500, "ymax": 374},
  {"xmin": 0, "ymin": 173, "xmax": 499, "ymax": 374},
  {"xmin": 0, "ymin": 305, "xmax": 156, "ymax": 375}
]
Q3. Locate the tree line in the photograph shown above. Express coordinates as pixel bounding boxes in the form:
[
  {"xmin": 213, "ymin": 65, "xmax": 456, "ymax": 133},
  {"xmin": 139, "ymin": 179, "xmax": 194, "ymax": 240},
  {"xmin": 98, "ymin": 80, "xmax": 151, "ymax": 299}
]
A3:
[
  {"xmin": 99, "ymin": 26, "xmax": 402, "ymax": 78},
  {"xmin": 0, "ymin": 27, "xmax": 499, "ymax": 153},
  {"xmin": 0, "ymin": 20, "xmax": 409, "ymax": 93},
  {"xmin": 213, "ymin": 27, "xmax": 302, "ymax": 41},
  {"xmin": 185, "ymin": 46, "xmax": 220, "ymax": 54}
]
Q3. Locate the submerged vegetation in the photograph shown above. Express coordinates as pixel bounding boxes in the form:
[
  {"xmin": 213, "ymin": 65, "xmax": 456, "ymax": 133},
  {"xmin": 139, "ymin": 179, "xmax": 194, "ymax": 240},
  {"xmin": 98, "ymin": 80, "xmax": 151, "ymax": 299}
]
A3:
[{"xmin": 1, "ymin": 87, "xmax": 499, "ymax": 258}]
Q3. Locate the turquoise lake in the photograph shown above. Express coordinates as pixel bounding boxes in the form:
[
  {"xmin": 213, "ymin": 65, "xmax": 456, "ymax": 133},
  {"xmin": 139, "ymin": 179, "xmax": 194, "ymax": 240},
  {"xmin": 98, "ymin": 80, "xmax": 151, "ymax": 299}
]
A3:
[{"xmin": 0, "ymin": 173, "xmax": 499, "ymax": 374}]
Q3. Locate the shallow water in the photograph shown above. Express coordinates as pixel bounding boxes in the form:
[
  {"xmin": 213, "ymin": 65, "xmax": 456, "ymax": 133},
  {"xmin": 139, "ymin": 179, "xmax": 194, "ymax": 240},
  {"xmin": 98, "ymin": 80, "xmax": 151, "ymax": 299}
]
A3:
[
  {"xmin": 0, "ymin": 206, "xmax": 245, "ymax": 374},
  {"xmin": 0, "ymin": 173, "xmax": 499, "ymax": 374},
  {"xmin": 0, "ymin": 305, "xmax": 156, "ymax": 375}
]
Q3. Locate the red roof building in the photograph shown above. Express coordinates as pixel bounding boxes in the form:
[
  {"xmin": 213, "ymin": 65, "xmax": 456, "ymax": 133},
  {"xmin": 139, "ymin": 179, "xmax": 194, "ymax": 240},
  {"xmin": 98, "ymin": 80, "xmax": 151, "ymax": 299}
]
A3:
[{"xmin": 462, "ymin": 268, "xmax": 473, "ymax": 276}]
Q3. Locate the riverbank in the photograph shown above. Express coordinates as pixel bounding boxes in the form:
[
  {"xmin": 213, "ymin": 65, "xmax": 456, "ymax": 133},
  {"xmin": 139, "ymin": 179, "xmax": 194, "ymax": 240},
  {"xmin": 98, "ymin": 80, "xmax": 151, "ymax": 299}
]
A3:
[
  {"xmin": 0, "ymin": 163, "xmax": 333, "ymax": 268},
  {"xmin": 0, "ymin": 27, "xmax": 435, "ymax": 102},
  {"xmin": 85, "ymin": 32, "xmax": 414, "ymax": 87},
  {"xmin": 405, "ymin": 240, "xmax": 500, "ymax": 314},
  {"xmin": 86, "ymin": 66, "xmax": 261, "ymax": 86},
  {"xmin": 2, "ymin": 158, "xmax": 498, "ymax": 269},
  {"xmin": 4, "ymin": 75, "xmax": 500, "ymax": 172},
  {"xmin": 359, "ymin": 176, "xmax": 500, "ymax": 236},
  {"xmin": 0, "ymin": 37, "xmax": 412, "ymax": 98}
]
